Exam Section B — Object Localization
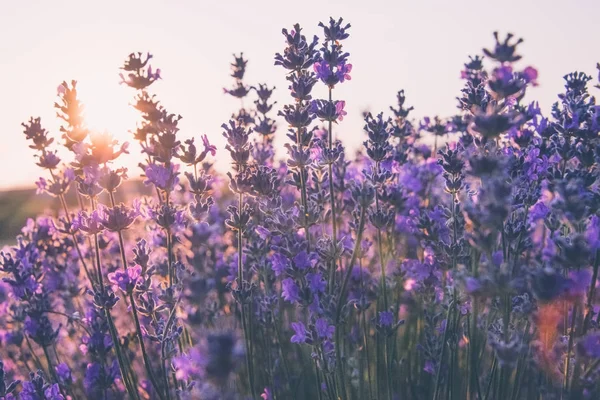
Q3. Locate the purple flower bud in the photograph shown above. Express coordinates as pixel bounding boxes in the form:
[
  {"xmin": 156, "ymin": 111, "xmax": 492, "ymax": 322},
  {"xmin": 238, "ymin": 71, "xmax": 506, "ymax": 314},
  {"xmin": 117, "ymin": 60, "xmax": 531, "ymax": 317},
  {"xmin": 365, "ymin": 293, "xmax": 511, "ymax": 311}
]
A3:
[
  {"xmin": 271, "ymin": 253, "xmax": 289, "ymax": 277},
  {"xmin": 291, "ymin": 322, "xmax": 308, "ymax": 343},
  {"xmin": 378, "ymin": 311, "xmax": 394, "ymax": 327},
  {"xmin": 314, "ymin": 318, "xmax": 335, "ymax": 339},
  {"xmin": 282, "ymin": 278, "xmax": 300, "ymax": 303},
  {"xmin": 108, "ymin": 264, "xmax": 142, "ymax": 293}
]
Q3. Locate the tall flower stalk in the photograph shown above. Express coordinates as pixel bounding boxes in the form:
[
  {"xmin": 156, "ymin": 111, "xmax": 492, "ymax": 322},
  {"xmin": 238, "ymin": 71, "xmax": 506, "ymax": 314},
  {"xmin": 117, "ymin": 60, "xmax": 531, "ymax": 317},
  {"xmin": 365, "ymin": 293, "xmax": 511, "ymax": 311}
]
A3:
[{"xmin": 314, "ymin": 17, "xmax": 352, "ymax": 291}]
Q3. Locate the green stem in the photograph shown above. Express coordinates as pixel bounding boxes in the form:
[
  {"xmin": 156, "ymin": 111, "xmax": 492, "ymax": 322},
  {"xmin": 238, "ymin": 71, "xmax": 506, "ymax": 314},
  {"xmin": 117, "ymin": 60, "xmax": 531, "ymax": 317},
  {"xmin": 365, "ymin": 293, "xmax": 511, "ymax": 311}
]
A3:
[
  {"xmin": 433, "ymin": 301, "xmax": 454, "ymax": 400},
  {"xmin": 161, "ymin": 298, "xmax": 180, "ymax": 400},
  {"xmin": 237, "ymin": 191, "xmax": 257, "ymax": 400},
  {"xmin": 42, "ymin": 345, "xmax": 66, "ymax": 398},
  {"xmin": 563, "ymin": 301, "xmax": 578, "ymax": 394},
  {"xmin": 326, "ymin": 81, "xmax": 338, "ymax": 295},
  {"xmin": 584, "ymin": 250, "xmax": 600, "ymax": 333},
  {"xmin": 334, "ymin": 206, "xmax": 367, "ymax": 400},
  {"xmin": 295, "ymin": 123, "xmax": 311, "ymax": 252},
  {"xmin": 105, "ymin": 308, "xmax": 139, "ymax": 400},
  {"xmin": 129, "ymin": 292, "xmax": 165, "ymax": 400},
  {"xmin": 363, "ymin": 313, "xmax": 374, "ymax": 400}
]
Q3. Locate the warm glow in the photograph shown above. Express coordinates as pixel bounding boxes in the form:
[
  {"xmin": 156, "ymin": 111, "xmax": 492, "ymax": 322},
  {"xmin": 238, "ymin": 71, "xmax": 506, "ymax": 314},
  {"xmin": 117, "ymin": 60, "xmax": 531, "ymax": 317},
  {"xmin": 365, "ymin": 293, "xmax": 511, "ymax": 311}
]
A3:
[
  {"xmin": 75, "ymin": 79, "xmax": 144, "ymax": 173},
  {"xmin": 76, "ymin": 80, "xmax": 138, "ymax": 147}
]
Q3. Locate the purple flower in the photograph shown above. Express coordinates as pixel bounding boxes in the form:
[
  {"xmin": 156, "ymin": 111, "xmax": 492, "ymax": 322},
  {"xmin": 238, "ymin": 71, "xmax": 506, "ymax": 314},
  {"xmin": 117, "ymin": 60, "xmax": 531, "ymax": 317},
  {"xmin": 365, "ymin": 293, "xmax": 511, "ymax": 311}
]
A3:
[
  {"xmin": 522, "ymin": 66, "xmax": 538, "ymax": 86},
  {"xmin": 35, "ymin": 177, "xmax": 47, "ymax": 194},
  {"xmin": 315, "ymin": 318, "xmax": 335, "ymax": 339},
  {"xmin": 72, "ymin": 210, "xmax": 103, "ymax": 235},
  {"xmin": 336, "ymin": 63, "xmax": 352, "ymax": 83},
  {"xmin": 378, "ymin": 311, "xmax": 394, "ymax": 327},
  {"xmin": 587, "ymin": 215, "xmax": 600, "ymax": 251},
  {"xmin": 271, "ymin": 253, "xmax": 289, "ymax": 276},
  {"xmin": 291, "ymin": 322, "xmax": 308, "ymax": 343},
  {"xmin": 261, "ymin": 387, "xmax": 273, "ymax": 400},
  {"xmin": 577, "ymin": 333, "xmax": 600, "ymax": 358},
  {"xmin": 311, "ymin": 99, "xmax": 347, "ymax": 122},
  {"xmin": 98, "ymin": 202, "xmax": 140, "ymax": 232},
  {"xmin": 293, "ymin": 251, "xmax": 314, "ymax": 270},
  {"xmin": 84, "ymin": 362, "xmax": 117, "ymax": 395},
  {"xmin": 36, "ymin": 151, "xmax": 61, "ymax": 169},
  {"xmin": 306, "ymin": 272, "xmax": 326, "ymax": 294},
  {"xmin": 144, "ymin": 163, "xmax": 180, "ymax": 192},
  {"xmin": 313, "ymin": 62, "xmax": 332, "ymax": 82},
  {"xmin": 319, "ymin": 17, "xmax": 351, "ymax": 41},
  {"xmin": 529, "ymin": 202, "xmax": 550, "ymax": 222},
  {"xmin": 255, "ymin": 225, "xmax": 270, "ymax": 240},
  {"xmin": 56, "ymin": 363, "xmax": 72, "ymax": 386},
  {"xmin": 108, "ymin": 265, "xmax": 142, "ymax": 293},
  {"xmin": 44, "ymin": 384, "xmax": 63, "ymax": 400},
  {"xmin": 335, "ymin": 100, "xmax": 347, "ymax": 121},
  {"xmin": 424, "ymin": 360, "xmax": 435, "ymax": 374},
  {"xmin": 202, "ymin": 134, "xmax": 217, "ymax": 156},
  {"xmin": 282, "ymin": 278, "xmax": 300, "ymax": 303}
]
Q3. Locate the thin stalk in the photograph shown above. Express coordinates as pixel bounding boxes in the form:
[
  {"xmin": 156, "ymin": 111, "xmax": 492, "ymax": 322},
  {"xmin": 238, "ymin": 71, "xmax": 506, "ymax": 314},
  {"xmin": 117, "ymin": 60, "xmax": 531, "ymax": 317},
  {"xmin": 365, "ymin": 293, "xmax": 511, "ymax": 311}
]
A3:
[
  {"xmin": 433, "ymin": 301, "xmax": 454, "ymax": 400},
  {"xmin": 373, "ymin": 159, "xmax": 391, "ymax": 400},
  {"xmin": 129, "ymin": 292, "xmax": 165, "ymax": 400},
  {"xmin": 469, "ymin": 301, "xmax": 483, "ymax": 400},
  {"xmin": 584, "ymin": 250, "xmax": 600, "ymax": 333},
  {"xmin": 48, "ymin": 176, "xmax": 95, "ymax": 289},
  {"xmin": 334, "ymin": 206, "xmax": 367, "ymax": 400},
  {"xmin": 105, "ymin": 308, "xmax": 139, "ymax": 400},
  {"xmin": 24, "ymin": 335, "xmax": 45, "ymax": 373},
  {"xmin": 90, "ymin": 197, "xmax": 105, "ymax": 293},
  {"xmin": 483, "ymin": 357, "xmax": 497, "ymax": 400},
  {"xmin": 237, "ymin": 190, "xmax": 257, "ymax": 400},
  {"xmin": 274, "ymin": 320, "xmax": 295, "ymax": 400},
  {"xmin": 314, "ymin": 361, "xmax": 323, "ymax": 400},
  {"xmin": 42, "ymin": 345, "xmax": 66, "ymax": 398},
  {"xmin": 295, "ymin": 122, "xmax": 311, "ymax": 251},
  {"xmin": 161, "ymin": 298, "xmax": 180, "ymax": 400},
  {"xmin": 563, "ymin": 302, "xmax": 578, "ymax": 394},
  {"xmin": 582, "ymin": 358, "xmax": 600, "ymax": 380},
  {"xmin": 511, "ymin": 321, "xmax": 531, "ymax": 400},
  {"xmin": 165, "ymin": 192, "xmax": 174, "ymax": 288},
  {"xmin": 326, "ymin": 77, "xmax": 338, "ymax": 294},
  {"xmin": 70, "ymin": 231, "xmax": 96, "ymax": 289},
  {"xmin": 360, "ymin": 262, "xmax": 374, "ymax": 400},
  {"xmin": 166, "ymin": 229, "xmax": 174, "ymax": 287}
]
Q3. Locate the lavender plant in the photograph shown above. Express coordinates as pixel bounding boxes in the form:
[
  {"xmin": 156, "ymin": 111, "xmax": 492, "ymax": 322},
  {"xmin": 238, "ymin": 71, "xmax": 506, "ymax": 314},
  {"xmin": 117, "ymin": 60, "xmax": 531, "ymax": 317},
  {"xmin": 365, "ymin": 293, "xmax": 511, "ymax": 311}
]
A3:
[{"xmin": 2, "ymin": 18, "xmax": 600, "ymax": 400}]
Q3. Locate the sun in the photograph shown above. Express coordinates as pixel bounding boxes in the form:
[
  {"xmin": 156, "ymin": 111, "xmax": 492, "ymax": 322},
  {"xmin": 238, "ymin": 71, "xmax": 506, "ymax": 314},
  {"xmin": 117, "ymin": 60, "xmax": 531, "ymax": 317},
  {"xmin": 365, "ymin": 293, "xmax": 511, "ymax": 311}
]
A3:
[
  {"xmin": 76, "ymin": 79, "xmax": 139, "ymax": 148},
  {"xmin": 74, "ymin": 79, "xmax": 145, "ymax": 173}
]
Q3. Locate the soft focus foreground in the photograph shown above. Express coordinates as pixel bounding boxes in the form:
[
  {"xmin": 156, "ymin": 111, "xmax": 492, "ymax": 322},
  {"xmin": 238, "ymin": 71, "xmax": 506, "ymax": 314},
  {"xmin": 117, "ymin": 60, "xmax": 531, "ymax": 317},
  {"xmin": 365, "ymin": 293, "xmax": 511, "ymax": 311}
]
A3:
[{"xmin": 2, "ymin": 18, "xmax": 600, "ymax": 400}]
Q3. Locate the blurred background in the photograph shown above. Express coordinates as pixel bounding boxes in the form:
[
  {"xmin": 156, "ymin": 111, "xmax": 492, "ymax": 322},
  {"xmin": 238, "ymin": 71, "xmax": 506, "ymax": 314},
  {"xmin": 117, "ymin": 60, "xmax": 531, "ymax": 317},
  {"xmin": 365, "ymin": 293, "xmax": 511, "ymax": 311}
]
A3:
[{"xmin": 1, "ymin": 0, "xmax": 598, "ymax": 243}]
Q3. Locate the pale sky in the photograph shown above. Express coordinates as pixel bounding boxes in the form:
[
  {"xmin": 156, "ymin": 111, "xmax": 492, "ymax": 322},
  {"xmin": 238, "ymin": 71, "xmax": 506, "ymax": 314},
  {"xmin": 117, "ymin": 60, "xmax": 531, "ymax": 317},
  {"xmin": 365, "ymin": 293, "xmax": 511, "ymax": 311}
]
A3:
[{"xmin": 1, "ymin": 0, "xmax": 598, "ymax": 189}]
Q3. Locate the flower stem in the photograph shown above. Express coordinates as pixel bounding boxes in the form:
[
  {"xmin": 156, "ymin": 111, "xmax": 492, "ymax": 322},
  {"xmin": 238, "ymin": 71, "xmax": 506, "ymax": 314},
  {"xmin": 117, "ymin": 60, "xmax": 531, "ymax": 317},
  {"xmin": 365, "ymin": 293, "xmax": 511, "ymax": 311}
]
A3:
[
  {"xmin": 295, "ymin": 122, "xmax": 311, "ymax": 252},
  {"xmin": 326, "ymin": 83, "xmax": 338, "ymax": 295},
  {"xmin": 42, "ymin": 345, "xmax": 66, "ymax": 398},
  {"xmin": 334, "ymin": 206, "xmax": 366, "ymax": 400},
  {"xmin": 433, "ymin": 300, "xmax": 454, "ymax": 400},
  {"xmin": 129, "ymin": 291, "xmax": 166, "ymax": 400},
  {"xmin": 237, "ymin": 191, "xmax": 257, "ymax": 400}
]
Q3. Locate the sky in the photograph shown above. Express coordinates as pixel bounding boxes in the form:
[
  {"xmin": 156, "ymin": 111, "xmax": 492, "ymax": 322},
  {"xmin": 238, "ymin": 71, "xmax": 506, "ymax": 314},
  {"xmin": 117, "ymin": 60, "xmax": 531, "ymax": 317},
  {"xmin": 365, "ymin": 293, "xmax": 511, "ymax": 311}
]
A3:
[{"xmin": 1, "ymin": 0, "xmax": 598, "ymax": 189}]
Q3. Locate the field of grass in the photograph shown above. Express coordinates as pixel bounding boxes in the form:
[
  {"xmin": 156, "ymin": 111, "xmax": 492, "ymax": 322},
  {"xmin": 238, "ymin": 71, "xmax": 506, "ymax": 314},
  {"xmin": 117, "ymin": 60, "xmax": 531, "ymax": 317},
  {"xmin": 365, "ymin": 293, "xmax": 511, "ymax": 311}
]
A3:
[{"xmin": 0, "ymin": 180, "xmax": 151, "ymax": 245}]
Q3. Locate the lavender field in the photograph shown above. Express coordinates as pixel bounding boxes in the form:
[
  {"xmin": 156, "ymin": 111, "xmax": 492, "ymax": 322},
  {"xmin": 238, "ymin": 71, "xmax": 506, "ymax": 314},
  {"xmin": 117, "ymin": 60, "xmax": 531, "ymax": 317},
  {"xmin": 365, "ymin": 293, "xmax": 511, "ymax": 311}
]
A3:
[{"xmin": 2, "ymin": 14, "xmax": 600, "ymax": 400}]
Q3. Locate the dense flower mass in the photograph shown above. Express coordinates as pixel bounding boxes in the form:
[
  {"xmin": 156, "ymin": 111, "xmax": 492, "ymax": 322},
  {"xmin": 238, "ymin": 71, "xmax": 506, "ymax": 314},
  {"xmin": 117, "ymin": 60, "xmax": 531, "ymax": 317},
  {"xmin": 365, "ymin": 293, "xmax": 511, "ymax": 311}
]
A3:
[{"xmin": 2, "ymin": 18, "xmax": 600, "ymax": 400}]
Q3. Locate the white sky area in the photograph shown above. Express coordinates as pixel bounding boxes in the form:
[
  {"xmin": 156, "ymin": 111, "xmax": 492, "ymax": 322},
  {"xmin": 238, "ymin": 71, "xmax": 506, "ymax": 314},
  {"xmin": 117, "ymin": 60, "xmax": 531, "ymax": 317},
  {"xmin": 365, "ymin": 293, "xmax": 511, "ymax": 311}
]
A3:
[{"xmin": 1, "ymin": 0, "xmax": 598, "ymax": 189}]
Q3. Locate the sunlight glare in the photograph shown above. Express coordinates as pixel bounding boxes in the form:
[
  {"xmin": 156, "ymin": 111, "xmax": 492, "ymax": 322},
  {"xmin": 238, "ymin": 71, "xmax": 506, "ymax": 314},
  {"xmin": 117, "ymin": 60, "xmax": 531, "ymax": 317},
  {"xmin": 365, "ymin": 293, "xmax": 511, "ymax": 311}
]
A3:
[
  {"xmin": 75, "ymin": 78, "xmax": 143, "ymax": 174},
  {"xmin": 76, "ymin": 80, "xmax": 138, "ymax": 148}
]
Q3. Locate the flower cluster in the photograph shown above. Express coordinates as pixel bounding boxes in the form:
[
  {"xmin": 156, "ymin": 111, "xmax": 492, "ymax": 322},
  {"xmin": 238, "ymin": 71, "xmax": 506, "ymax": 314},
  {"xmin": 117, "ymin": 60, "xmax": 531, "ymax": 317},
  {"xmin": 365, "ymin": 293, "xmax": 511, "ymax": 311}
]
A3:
[{"xmin": 3, "ymin": 20, "xmax": 600, "ymax": 400}]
